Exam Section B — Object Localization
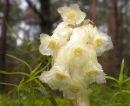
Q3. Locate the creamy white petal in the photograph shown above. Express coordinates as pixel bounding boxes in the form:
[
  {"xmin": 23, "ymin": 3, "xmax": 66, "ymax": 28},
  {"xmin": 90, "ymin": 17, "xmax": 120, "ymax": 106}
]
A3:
[
  {"xmin": 82, "ymin": 20, "xmax": 100, "ymax": 40},
  {"xmin": 95, "ymin": 33, "xmax": 113, "ymax": 56},
  {"xmin": 39, "ymin": 33, "xmax": 67, "ymax": 56},
  {"xmin": 77, "ymin": 93, "xmax": 90, "ymax": 106},
  {"xmin": 70, "ymin": 27, "xmax": 89, "ymax": 44},
  {"xmin": 58, "ymin": 4, "xmax": 86, "ymax": 24},
  {"xmin": 83, "ymin": 62, "xmax": 106, "ymax": 84},
  {"xmin": 82, "ymin": 20, "xmax": 113, "ymax": 56},
  {"xmin": 62, "ymin": 79, "xmax": 90, "ymax": 100},
  {"xmin": 53, "ymin": 26, "xmax": 72, "ymax": 41},
  {"xmin": 65, "ymin": 42, "xmax": 97, "ymax": 67},
  {"xmin": 39, "ymin": 66, "xmax": 71, "ymax": 90},
  {"xmin": 39, "ymin": 34, "xmax": 54, "ymax": 56},
  {"xmin": 53, "ymin": 45, "xmax": 70, "ymax": 66},
  {"xmin": 53, "ymin": 21, "xmax": 72, "ymax": 33}
]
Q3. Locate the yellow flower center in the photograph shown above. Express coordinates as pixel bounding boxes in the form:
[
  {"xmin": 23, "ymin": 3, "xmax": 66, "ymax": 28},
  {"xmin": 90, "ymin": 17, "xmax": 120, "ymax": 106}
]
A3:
[
  {"xmin": 49, "ymin": 40, "xmax": 56, "ymax": 48},
  {"xmin": 87, "ymin": 70, "xmax": 97, "ymax": 78},
  {"xmin": 74, "ymin": 48, "xmax": 83, "ymax": 56},
  {"xmin": 70, "ymin": 86, "xmax": 79, "ymax": 93},
  {"xmin": 96, "ymin": 39, "xmax": 103, "ymax": 46},
  {"xmin": 68, "ymin": 11, "xmax": 76, "ymax": 19},
  {"xmin": 56, "ymin": 73, "xmax": 65, "ymax": 80}
]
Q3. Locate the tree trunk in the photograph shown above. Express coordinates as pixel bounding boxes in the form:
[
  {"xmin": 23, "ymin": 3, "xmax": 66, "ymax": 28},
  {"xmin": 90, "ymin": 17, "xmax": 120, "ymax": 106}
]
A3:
[
  {"xmin": 26, "ymin": 0, "xmax": 54, "ymax": 35},
  {"xmin": 0, "ymin": 0, "xmax": 9, "ymax": 91},
  {"xmin": 39, "ymin": 0, "xmax": 52, "ymax": 34},
  {"xmin": 104, "ymin": 0, "xmax": 120, "ymax": 76}
]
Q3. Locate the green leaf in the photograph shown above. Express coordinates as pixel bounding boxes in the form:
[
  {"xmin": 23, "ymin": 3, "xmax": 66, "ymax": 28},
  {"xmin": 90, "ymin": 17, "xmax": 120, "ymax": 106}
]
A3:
[
  {"xmin": 6, "ymin": 22, "xmax": 22, "ymax": 40},
  {"xmin": 6, "ymin": 23, "xmax": 29, "ymax": 46},
  {"xmin": 105, "ymin": 76, "xmax": 118, "ymax": 83},
  {"xmin": 108, "ymin": 92, "xmax": 120, "ymax": 104},
  {"xmin": 17, "ymin": 76, "xmax": 38, "ymax": 88},
  {"xmin": 122, "ymin": 90, "xmax": 130, "ymax": 95},
  {"xmin": 34, "ymin": 79, "xmax": 45, "ymax": 89},
  {"xmin": 21, "ymin": 76, "xmax": 38, "ymax": 86},
  {"xmin": 30, "ymin": 47, "xmax": 39, "ymax": 53},
  {"xmin": 16, "ymin": 48, "xmax": 30, "ymax": 54},
  {"xmin": 0, "ymin": 70, "xmax": 30, "ymax": 77},
  {"xmin": 34, "ymin": 87, "xmax": 51, "ymax": 97},
  {"xmin": 18, "ymin": 78, "xmax": 25, "ymax": 89},
  {"xmin": 31, "ymin": 62, "xmax": 42, "ymax": 75},
  {"xmin": 7, "ymin": 89, "xmax": 17, "ymax": 95},
  {"xmin": 7, "ymin": 54, "xmax": 32, "ymax": 72},
  {"xmin": 123, "ymin": 78, "xmax": 130, "ymax": 83},
  {"xmin": 33, "ymin": 58, "xmax": 51, "ymax": 76},
  {"xmin": 12, "ymin": 63, "xmax": 24, "ymax": 72},
  {"xmin": 28, "ymin": 41, "xmax": 39, "ymax": 46},
  {"xmin": 32, "ymin": 55, "xmax": 44, "ymax": 63},
  {"xmin": 35, "ymin": 87, "xmax": 57, "ymax": 106},
  {"xmin": 0, "ymin": 82, "xmax": 17, "ymax": 87},
  {"xmin": 49, "ymin": 97, "xmax": 57, "ymax": 106},
  {"xmin": 118, "ymin": 59, "xmax": 124, "ymax": 85}
]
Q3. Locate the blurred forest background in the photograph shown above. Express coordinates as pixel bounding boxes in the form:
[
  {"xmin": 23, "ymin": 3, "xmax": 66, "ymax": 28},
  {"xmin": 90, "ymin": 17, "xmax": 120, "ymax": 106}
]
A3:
[{"xmin": 0, "ymin": 0, "xmax": 130, "ymax": 93}]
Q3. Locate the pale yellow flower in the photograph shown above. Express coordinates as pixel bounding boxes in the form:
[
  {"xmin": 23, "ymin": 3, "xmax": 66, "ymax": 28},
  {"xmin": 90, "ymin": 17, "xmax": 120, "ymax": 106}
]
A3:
[
  {"xmin": 58, "ymin": 4, "xmax": 86, "ymax": 24},
  {"xmin": 53, "ymin": 44, "xmax": 70, "ymax": 65},
  {"xmin": 83, "ymin": 62, "xmax": 106, "ymax": 84},
  {"xmin": 53, "ymin": 22, "xmax": 73, "ymax": 41},
  {"xmin": 82, "ymin": 19, "xmax": 99, "ymax": 40},
  {"xmin": 39, "ymin": 4, "xmax": 113, "ymax": 106},
  {"xmin": 39, "ymin": 65, "xmax": 71, "ymax": 90},
  {"xmin": 39, "ymin": 34, "xmax": 67, "ymax": 56},
  {"xmin": 69, "ymin": 27, "xmax": 90, "ymax": 44},
  {"xmin": 65, "ymin": 42, "xmax": 97, "ymax": 67},
  {"xmin": 62, "ymin": 79, "xmax": 91, "ymax": 100},
  {"xmin": 82, "ymin": 20, "xmax": 113, "ymax": 56},
  {"xmin": 95, "ymin": 33, "xmax": 113, "ymax": 56}
]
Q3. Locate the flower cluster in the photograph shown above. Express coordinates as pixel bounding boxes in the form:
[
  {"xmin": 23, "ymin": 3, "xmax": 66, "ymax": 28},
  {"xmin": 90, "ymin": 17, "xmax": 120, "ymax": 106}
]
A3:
[{"xmin": 39, "ymin": 4, "xmax": 113, "ymax": 106}]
